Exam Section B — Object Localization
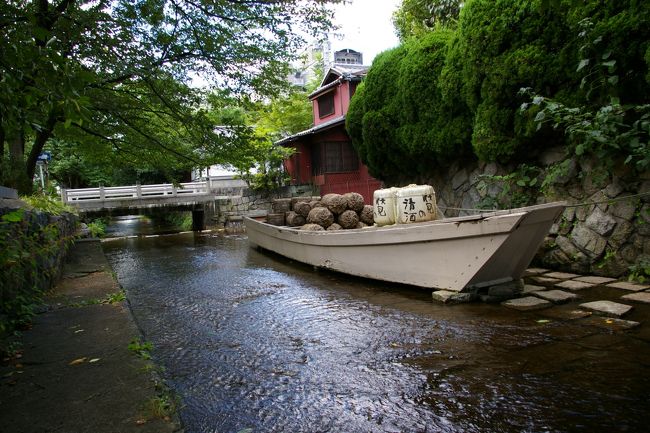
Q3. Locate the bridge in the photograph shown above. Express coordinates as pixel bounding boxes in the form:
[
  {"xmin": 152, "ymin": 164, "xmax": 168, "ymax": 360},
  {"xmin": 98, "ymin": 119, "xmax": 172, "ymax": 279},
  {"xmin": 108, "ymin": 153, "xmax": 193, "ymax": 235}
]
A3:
[{"xmin": 61, "ymin": 180, "xmax": 245, "ymax": 230}]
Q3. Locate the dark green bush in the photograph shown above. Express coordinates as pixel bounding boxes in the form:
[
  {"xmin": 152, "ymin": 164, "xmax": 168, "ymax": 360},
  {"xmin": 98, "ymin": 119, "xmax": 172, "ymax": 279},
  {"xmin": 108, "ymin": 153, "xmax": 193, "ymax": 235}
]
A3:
[{"xmin": 349, "ymin": 0, "xmax": 650, "ymax": 177}]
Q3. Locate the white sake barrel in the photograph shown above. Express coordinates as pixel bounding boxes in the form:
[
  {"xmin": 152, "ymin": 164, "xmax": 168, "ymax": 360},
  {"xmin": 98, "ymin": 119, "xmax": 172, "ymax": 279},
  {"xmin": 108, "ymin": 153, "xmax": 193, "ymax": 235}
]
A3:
[
  {"xmin": 394, "ymin": 184, "xmax": 437, "ymax": 224},
  {"xmin": 373, "ymin": 187, "xmax": 398, "ymax": 226}
]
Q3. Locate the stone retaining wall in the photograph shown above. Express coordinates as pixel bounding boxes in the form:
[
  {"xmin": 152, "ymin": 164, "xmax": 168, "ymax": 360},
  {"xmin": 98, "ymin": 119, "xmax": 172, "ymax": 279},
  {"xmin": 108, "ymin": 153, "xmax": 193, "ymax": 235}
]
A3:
[
  {"xmin": 421, "ymin": 150, "xmax": 650, "ymax": 278},
  {"xmin": 0, "ymin": 195, "xmax": 78, "ymax": 335},
  {"xmin": 210, "ymin": 184, "xmax": 317, "ymax": 227}
]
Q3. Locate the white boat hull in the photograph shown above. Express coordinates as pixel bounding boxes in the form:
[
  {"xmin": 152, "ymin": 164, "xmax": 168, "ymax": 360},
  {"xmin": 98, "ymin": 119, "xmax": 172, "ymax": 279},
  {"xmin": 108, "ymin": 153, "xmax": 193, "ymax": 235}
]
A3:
[{"xmin": 244, "ymin": 202, "xmax": 565, "ymax": 292}]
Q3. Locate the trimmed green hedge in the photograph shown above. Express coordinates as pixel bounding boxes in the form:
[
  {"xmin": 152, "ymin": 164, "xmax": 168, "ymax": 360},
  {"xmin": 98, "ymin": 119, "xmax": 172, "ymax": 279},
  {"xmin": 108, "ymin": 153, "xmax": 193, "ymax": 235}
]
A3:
[{"xmin": 347, "ymin": 0, "xmax": 650, "ymax": 179}]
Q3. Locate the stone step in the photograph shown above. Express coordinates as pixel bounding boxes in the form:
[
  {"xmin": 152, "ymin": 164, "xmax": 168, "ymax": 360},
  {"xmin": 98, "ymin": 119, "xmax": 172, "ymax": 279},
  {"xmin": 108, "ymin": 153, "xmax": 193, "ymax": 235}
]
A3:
[
  {"xmin": 533, "ymin": 290, "xmax": 580, "ymax": 304},
  {"xmin": 572, "ymin": 276, "xmax": 617, "ymax": 284},
  {"xmin": 621, "ymin": 292, "xmax": 650, "ymax": 304},
  {"xmin": 606, "ymin": 281, "xmax": 650, "ymax": 292},
  {"xmin": 555, "ymin": 280, "xmax": 595, "ymax": 291},
  {"xmin": 579, "ymin": 300, "xmax": 633, "ymax": 318},
  {"xmin": 544, "ymin": 271, "xmax": 582, "ymax": 279},
  {"xmin": 431, "ymin": 290, "xmax": 472, "ymax": 304},
  {"xmin": 502, "ymin": 296, "xmax": 552, "ymax": 311}
]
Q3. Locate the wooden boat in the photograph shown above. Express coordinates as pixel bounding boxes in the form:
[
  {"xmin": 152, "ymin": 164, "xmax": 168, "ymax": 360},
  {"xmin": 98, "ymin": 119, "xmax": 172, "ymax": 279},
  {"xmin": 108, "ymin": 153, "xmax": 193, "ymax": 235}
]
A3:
[{"xmin": 244, "ymin": 202, "xmax": 565, "ymax": 292}]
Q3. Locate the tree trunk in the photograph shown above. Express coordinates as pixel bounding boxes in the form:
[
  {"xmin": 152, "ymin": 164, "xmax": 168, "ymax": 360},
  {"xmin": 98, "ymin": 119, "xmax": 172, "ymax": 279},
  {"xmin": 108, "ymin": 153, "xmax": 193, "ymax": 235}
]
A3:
[
  {"xmin": 26, "ymin": 109, "xmax": 59, "ymax": 184},
  {"xmin": 0, "ymin": 121, "xmax": 5, "ymax": 183},
  {"xmin": 6, "ymin": 127, "xmax": 32, "ymax": 193}
]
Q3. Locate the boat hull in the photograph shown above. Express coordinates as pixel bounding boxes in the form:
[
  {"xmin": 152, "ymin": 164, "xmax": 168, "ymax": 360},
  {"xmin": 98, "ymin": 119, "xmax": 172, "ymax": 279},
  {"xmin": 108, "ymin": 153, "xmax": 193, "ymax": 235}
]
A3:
[{"xmin": 244, "ymin": 202, "xmax": 565, "ymax": 292}]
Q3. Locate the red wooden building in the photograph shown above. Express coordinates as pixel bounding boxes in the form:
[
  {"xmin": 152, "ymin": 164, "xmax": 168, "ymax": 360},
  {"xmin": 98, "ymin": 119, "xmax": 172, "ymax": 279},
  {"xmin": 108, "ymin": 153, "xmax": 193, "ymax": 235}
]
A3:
[{"xmin": 276, "ymin": 65, "xmax": 382, "ymax": 203}]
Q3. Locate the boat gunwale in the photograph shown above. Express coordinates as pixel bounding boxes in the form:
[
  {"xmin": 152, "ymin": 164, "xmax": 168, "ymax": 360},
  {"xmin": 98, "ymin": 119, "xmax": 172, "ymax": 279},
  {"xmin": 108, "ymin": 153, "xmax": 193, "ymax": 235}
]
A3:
[
  {"xmin": 244, "ymin": 201, "xmax": 566, "ymax": 234},
  {"xmin": 244, "ymin": 201, "xmax": 566, "ymax": 247}
]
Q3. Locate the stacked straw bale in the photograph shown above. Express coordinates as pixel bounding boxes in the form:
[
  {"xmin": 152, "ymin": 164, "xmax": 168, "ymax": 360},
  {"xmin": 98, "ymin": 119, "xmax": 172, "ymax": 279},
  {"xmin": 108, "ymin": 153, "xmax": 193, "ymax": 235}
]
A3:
[{"xmin": 280, "ymin": 192, "xmax": 374, "ymax": 230}]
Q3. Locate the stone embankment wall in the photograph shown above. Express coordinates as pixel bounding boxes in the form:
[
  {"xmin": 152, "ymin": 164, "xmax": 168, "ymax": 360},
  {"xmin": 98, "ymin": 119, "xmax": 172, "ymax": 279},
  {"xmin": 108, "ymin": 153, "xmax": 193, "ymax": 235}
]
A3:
[
  {"xmin": 0, "ymin": 193, "xmax": 78, "ymax": 335},
  {"xmin": 210, "ymin": 185, "xmax": 317, "ymax": 227},
  {"xmin": 422, "ymin": 150, "xmax": 650, "ymax": 278}
]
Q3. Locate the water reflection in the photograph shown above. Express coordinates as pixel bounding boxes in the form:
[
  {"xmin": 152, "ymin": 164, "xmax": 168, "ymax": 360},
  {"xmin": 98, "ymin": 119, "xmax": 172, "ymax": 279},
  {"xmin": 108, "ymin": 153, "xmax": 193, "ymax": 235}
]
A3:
[{"xmin": 102, "ymin": 230, "xmax": 650, "ymax": 433}]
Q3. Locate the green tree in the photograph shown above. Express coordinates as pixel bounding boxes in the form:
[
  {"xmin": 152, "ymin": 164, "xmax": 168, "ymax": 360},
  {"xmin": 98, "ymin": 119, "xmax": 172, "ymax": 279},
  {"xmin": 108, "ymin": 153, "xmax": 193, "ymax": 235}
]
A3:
[
  {"xmin": 347, "ymin": 30, "xmax": 471, "ymax": 182},
  {"xmin": 347, "ymin": 46, "xmax": 408, "ymax": 181},
  {"xmin": 0, "ymin": 0, "xmax": 342, "ymax": 193},
  {"xmin": 392, "ymin": 0, "xmax": 463, "ymax": 40},
  {"xmin": 442, "ymin": 0, "xmax": 650, "ymax": 163}
]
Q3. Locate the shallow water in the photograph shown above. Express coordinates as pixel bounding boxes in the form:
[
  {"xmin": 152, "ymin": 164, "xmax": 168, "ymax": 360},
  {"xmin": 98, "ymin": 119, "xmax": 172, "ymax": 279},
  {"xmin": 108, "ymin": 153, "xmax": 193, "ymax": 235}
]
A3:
[{"xmin": 102, "ymin": 228, "xmax": 650, "ymax": 433}]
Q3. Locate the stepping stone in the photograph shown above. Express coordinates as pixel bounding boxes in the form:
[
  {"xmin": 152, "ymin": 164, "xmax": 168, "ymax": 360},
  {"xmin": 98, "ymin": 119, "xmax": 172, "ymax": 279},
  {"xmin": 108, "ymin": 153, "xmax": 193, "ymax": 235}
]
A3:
[
  {"xmin": 524, "ymin": 268, "xmax": 550, "ymax": 276},
  {"xmin": 606, "ymin": 281, "xmax": 650, "ymax": 292},
  {"xmin": 573, "ymin": 276, "xmax": 617, "ymax": 284},
  {"xmin": 539, "ymin": 308, "xmax": 593, "ymax": 321},
  {"xmin": 522, "ymin": 284, "xmax": 546, "ymax": 294},
  {"xmin": 502, "ymin": 296, "xmax": 552, "ymax": 311},
  {"xmin": 555, "ymin": 280, "xmax": 595, "ymax": 291},
  {"xmin": 432, "ymin": 290, "xmax": 472, "ymax": 304},
  {"xmin": 621, "ymin": 292, "xmax": 650, "ymax": 304},
  {"xmin": 544, "ymin": 271, "xmax": 582, "ymax": 279},
  {"xmin": 579, "ymin": 300, "xmax": 633, "ymax": 318},
  {"xmin": 530, "ymin": 276, "xmax": 562, "ymax": 286},
  {"xmin": 581, "ymin": 316, "xmax": 640, "ymax": 331},
  {"xmin": 533, "ymin": 290, "xmax": 580, "ymax": 304}
]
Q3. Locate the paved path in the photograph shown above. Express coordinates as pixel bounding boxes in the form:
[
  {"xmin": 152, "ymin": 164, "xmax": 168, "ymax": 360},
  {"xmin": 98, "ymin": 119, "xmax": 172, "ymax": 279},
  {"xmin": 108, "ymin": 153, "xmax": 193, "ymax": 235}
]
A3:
[{"xmin": 0, "ymin": 240, "xmax": 181, "ymax": 433}]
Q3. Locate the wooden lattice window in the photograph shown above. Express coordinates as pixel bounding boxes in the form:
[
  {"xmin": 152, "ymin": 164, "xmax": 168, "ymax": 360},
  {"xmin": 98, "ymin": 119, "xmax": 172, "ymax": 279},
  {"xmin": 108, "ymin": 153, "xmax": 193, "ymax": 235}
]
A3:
[
  {"xmin": 317, "ymin": 92, "xmax": 335, "ymax": 118},
  {"xmin": 312, "ymin": 141, "xmax": 358, "ymax": 175}
]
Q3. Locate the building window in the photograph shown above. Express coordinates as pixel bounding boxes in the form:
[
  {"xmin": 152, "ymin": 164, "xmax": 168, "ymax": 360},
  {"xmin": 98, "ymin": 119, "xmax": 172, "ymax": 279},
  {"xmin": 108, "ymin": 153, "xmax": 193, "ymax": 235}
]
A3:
[
  {"xmin": 312, "ymin": 141, "xmax": 359, "ymax": 175},
  {"xmin": 318, "ymin": 92, "xmax": 335, "ymax": 118}
]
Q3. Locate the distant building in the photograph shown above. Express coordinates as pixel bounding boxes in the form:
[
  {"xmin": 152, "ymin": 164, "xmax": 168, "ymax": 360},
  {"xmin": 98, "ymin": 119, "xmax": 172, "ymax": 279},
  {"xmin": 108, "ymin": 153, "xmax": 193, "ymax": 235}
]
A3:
[
  {"xmin": 333, "ymin": 48, "xmax": 363, "ymax": 66},
  {"xmin": 276, "ymin": 62, "xmax": 382, "ymax": 203}
]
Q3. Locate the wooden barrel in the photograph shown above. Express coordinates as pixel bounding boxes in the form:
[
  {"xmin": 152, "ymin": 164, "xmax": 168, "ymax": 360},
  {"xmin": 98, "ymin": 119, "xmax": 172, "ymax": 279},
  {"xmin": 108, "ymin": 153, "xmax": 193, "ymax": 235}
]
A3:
[
  {"xmin": 272, "ymin": 198, "xmax": 291, "ymax": 213},
  {"xmin": 266, "ymin": 213, "xmax": 285, "ymax": 226}
]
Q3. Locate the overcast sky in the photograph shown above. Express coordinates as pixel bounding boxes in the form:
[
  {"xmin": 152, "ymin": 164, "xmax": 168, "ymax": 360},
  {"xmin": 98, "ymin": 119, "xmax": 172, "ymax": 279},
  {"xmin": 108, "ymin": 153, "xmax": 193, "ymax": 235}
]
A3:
[{"xmin": 330, "ymin": 0, "xmax": 401, "ymax": 65}]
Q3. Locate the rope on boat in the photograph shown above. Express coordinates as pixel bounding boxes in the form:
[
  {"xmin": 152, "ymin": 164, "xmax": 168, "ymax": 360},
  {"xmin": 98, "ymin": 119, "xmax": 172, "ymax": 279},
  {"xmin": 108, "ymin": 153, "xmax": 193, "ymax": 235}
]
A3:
[{"xmin": 437, "ymin": 191, "xmax": 650, "ymax": 214}]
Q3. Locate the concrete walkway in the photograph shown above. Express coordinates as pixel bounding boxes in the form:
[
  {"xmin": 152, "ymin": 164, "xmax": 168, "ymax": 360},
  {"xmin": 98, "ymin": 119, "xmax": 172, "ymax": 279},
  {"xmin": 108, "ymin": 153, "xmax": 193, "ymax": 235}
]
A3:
[{"xmin": 0, "ymin": 240, "xmax": 181, "ymax": 433}]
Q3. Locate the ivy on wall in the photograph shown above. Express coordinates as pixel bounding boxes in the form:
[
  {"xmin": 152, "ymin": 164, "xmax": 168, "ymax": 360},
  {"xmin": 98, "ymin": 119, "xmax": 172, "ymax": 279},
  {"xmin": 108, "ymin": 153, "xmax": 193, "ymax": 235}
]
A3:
[{"xmin": 0, "ymin": 206, "xmax": 76, "ymax": 349}]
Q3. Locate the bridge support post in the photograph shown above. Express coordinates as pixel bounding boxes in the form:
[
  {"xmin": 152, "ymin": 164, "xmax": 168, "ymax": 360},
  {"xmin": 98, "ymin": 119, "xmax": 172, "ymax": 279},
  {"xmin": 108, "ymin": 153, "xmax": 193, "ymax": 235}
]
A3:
[{"xmin": 192, "ymin": 206, "xmax": 205, "ymax": 231}]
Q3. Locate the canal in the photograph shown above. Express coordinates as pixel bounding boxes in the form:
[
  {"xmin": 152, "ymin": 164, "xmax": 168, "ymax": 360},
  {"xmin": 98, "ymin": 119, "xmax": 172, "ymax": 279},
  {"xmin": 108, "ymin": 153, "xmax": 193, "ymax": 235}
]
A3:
[{"xmin": 102, "ymin": 218, "xmax": 650, "ymax": 433}]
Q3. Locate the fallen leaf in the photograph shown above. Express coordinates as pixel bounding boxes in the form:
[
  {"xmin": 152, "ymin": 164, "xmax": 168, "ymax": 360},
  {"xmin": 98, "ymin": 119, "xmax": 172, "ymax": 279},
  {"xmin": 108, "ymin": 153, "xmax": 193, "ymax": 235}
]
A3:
[
  {"xmin": 88, "ymin": 358, "xmax": 100, "ymax": 363},
  {"xmin": 605, "ymin": 319, "xmax": 614, "ymax": 324},
  {"xmin": 69, "ymin": 357, "xmax": 87, "ymax": 365},
  {"xmin": 536, "ymin": 319, "xmax": 551, "ymax": 324}
]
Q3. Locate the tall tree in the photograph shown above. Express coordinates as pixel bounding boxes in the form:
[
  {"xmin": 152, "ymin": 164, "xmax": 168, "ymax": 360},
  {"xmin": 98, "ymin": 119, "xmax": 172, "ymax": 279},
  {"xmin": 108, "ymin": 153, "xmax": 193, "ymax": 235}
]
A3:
[
  {"xmin": 0, "ymin": 0, "xmax": 342, "ymax": 193},
  {"xmin": 392, "ymin": 0, "xmax": 463, "ymax": 40}
]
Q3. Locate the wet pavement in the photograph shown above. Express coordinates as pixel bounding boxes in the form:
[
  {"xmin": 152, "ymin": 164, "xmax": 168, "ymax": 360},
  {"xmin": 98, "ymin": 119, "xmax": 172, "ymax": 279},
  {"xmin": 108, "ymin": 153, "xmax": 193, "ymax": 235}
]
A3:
[
  {"xmin": 0, "ymin": 240, "xmax": 181, "ymax": 433},
  {"xmin": 101, "ymin": 230, "xmax": 650, "ymax": 433}
]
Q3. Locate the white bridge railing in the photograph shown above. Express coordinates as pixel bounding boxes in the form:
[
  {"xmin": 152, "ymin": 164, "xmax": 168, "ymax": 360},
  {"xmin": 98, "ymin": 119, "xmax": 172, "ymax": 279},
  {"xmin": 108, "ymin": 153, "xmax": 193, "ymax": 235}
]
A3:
[{"xmin": 62, "ymin": 181, "xmax": 217, "ymax": 204}]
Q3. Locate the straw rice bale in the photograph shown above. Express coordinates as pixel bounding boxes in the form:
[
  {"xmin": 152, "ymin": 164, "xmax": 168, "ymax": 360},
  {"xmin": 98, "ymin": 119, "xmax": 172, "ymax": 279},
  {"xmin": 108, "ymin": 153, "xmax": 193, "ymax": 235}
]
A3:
[
  {"xmin": 359, "ymin": 205, "xmax": 374, "ymax": 225},
  {"xmin": 294, "ymin": 201, "xmax": 312, "ymax": 218},
  {"xmin": 337, "ymin": 210, "xmax": 359, "ymax": 229},
  {"xmin": 285, "ymin": 211, "xmax": 306, "ymax": 227},
  {"xmin": 321, "ymin": 193, "xmax": 347, "ymax": 215},
  {"xmin": 343, "ymin": 192, "xmax": 365, "ymax": 213},
  {"xmin": 300, "ymin": 223, "xmax": 324, "ymax": 231},
  {"xmin": 307, "ymin": 207, "xmax": 334, "ymax": 228}
]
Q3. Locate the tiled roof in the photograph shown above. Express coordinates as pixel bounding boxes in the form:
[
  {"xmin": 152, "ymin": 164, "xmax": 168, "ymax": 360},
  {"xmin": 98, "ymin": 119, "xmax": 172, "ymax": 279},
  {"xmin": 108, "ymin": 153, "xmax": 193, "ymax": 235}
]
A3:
[{"xmin": 274, "ymin": 115, "xmax": 346, "ymax": 146}]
